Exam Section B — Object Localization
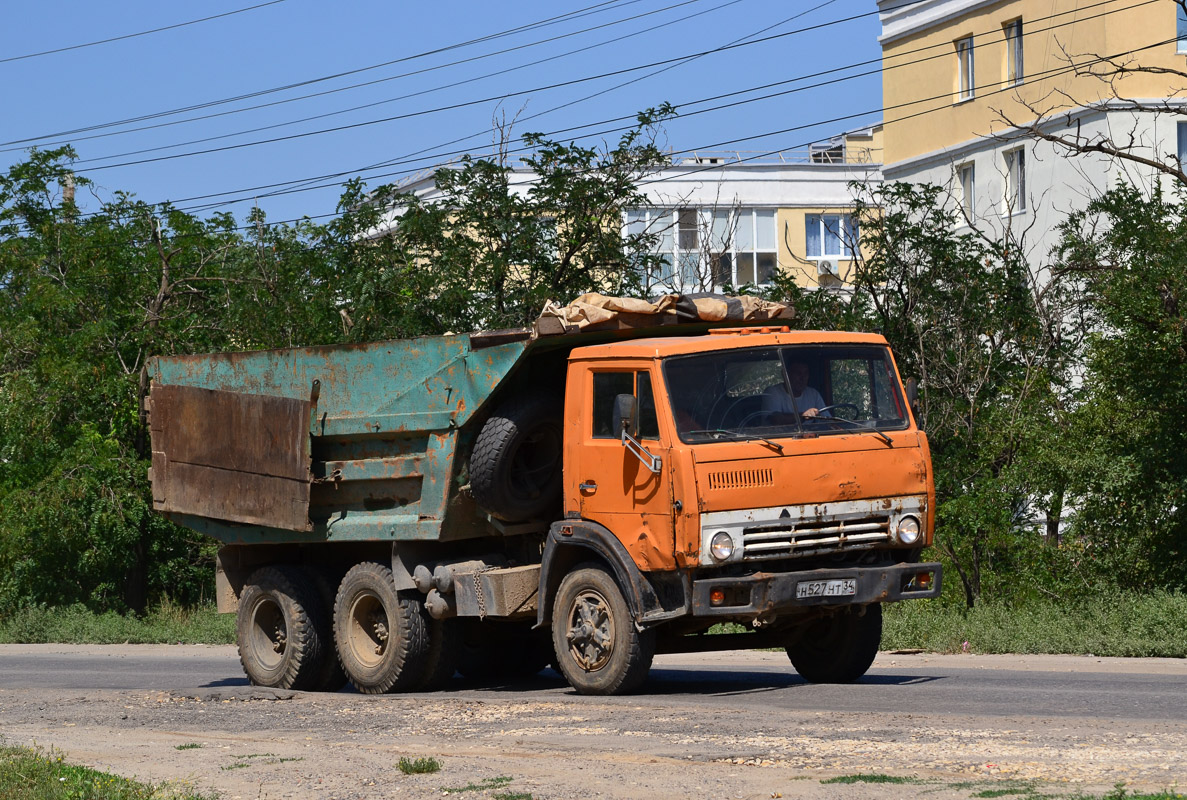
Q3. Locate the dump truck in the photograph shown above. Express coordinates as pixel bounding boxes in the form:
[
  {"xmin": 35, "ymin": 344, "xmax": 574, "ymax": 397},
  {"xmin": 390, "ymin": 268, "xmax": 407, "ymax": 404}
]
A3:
[{"xmin": 146, "ymin": 294, "xmax": 941, "ymax": 695}]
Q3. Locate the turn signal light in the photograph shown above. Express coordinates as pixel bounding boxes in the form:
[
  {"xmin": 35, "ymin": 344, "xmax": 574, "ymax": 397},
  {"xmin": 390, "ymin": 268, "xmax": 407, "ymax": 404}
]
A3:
[
  {"xmin": 710, "ymin": 589, "xmax": 726, "ymax": 606},
  {"xmin": 913, "ymin": 571, "xmax": 932, "ymax": 590}
]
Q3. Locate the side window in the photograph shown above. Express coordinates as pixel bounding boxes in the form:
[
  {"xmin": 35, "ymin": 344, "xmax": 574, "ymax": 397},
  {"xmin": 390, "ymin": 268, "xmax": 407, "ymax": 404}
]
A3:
[
  {"xmin": 591, "ymin": 371, "xmax": 660, "ymax": 439},
  {"xmin": 592, "ymin": 372, "xmax": 635, "ymax": 438},
  {"xmin": 636, "ymin": 372, "xmax": 660, "ymax": 439}
]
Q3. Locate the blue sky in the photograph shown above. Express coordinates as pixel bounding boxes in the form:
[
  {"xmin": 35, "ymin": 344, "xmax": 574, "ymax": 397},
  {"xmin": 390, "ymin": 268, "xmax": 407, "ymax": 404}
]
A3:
[{"xmin": 1, "ymin": 0, "xmax": 885, "ymax": 226}]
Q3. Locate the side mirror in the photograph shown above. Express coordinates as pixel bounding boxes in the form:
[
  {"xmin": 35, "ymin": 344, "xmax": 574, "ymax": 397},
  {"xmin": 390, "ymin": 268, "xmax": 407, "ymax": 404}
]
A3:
[
  {"xmin": 612, "ymin": 393, "xmax": 637, "ymax": 436},
  {"xmin": 904, "ymin": 378, "xmax": 920, "ymax": 423}
]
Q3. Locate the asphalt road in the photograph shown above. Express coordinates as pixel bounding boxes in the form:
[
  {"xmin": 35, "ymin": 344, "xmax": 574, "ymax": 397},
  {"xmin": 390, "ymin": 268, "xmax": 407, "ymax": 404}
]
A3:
[
  {"xmin": 0, "ymin": 644, "xmax": 1183, "ymax": 722},
  {"xmin": 1, "ymin": 645, "xmax": 1185, "ymax": 799}
]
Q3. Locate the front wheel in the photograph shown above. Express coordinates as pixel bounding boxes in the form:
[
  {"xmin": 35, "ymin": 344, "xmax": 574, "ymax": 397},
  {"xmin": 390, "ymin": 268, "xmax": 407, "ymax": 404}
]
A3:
[
  {"xmin": 786, "ymin": 604, "xmax": 882, "ymax": 684},
  {"xmin": 551, "ymin": 565, "xmax": 654, "ymax": 695}
]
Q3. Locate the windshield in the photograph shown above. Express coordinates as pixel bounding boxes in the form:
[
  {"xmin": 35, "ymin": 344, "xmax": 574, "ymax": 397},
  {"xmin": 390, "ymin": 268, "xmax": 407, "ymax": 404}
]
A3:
[{"xmin": 662, "ymin": 344, "xmax": 909, "ymax": 444}]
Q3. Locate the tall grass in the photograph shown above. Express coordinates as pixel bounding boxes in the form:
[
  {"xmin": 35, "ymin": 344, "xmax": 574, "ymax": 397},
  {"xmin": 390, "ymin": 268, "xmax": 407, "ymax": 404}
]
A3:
[
  {"xmin": 0, "ymin": 600, "xmax": 234, "ymax": 645},
  {"xmin": 883, "ymin": 590, "xmax": 1187, "ymax": 657}
]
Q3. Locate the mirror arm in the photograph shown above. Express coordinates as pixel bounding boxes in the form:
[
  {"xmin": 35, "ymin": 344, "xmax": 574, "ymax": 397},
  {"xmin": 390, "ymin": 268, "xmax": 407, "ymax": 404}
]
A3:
[{"xmin": 621, "ymin": 430, "xmax": 662, "ymax": 474}]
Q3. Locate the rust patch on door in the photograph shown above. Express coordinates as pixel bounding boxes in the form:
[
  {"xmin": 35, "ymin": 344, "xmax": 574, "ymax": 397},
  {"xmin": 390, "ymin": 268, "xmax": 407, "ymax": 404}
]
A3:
[{"xmin": 149, "ymin": 384, "xmax": 313, "ymax": 531}]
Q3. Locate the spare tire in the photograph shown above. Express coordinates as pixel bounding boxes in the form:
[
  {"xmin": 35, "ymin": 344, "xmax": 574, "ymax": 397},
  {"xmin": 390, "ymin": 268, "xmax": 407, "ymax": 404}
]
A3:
[{"xmin": 469, "ymin": 394, "xmax": 563, "ymax": 522}]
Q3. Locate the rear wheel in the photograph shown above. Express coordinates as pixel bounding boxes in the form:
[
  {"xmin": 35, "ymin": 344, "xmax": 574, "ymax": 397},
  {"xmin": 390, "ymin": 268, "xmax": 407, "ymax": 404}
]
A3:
[
  {"xmin": 414, "ymin": 618, "xmax": 463, "ymax": 691},
  {"xmin": 333, "ymin": 562, "xmax": 429, "ymax": 694},
  {"xmin": 551, "ymin": 565, "xmax": 654, "ymax": 695},
  {"xmin": 236, "ymin": 566, "xmax": 325, "ymax": 690},
  {"xmin": 786, "ymin": 604, "xmax": 882, "ymax": 684}
]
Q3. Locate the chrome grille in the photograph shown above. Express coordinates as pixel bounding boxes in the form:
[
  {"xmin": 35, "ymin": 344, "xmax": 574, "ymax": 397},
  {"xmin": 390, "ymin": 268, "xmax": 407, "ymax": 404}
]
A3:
[{"xmin": 741, "ymin": 515, "xmax": 890, "ymax": 561}]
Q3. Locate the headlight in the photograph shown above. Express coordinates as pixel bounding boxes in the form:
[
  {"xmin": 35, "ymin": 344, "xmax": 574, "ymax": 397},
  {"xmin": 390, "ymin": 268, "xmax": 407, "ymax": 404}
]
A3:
[
  {"xmin": 896, "ymin": 515, "xmax": 921, "ymax": 545},
  {"xmin": 709, "ymin": 531, "xmax": 734, "ymax": 561}
]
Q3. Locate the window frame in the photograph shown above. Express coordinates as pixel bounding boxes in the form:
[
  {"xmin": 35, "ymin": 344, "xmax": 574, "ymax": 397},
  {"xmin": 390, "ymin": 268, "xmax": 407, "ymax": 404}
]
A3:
[
  {"xmin": 1004, "ymin": 18, "xmax": 1023, "ymax": 86},
  {"xmin": 1003, "ymin": 146, "xmax": 1027, "ymax": 214},
  {"xmin": 955, "ymin": 35, "xmax": 976, "ymax": 102},
  {"xmin": 805, "ymin": 213, "xmax": 859, "ymax": 260},
  {"xmin": 624, "ymin": 207, "xmax": 779, "ymax": 291},
  {"xmin": 956, "ymin": 161, "xmax": 976, "ymax": 219},
  {"xmin": 1178, "ymin": 3, "xmax": 1187, "ymax": 54}
]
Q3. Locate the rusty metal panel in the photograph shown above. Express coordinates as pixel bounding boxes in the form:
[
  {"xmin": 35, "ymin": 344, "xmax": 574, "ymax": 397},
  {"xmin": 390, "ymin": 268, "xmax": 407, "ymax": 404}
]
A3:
[{"xmin": 150, "ymin": 384, "xmax": 313, "ymax": 531}]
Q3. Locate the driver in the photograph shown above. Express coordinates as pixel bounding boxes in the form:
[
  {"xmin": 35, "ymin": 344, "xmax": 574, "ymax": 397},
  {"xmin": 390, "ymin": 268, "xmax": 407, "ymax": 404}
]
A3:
[{"xmin": 762, "ymin": 361, "xmax": 829, "ymax": 419}]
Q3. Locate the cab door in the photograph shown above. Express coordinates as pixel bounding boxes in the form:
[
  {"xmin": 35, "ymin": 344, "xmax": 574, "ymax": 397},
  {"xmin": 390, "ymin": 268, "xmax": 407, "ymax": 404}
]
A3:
[{"xmin": 573, "ymin": 364, "xmax": 676, "ymax": 572}]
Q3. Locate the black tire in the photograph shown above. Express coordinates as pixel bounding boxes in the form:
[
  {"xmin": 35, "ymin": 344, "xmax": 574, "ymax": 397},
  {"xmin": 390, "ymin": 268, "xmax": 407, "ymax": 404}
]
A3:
[
  {"xmin": 786, "ymin": 604, "xmax": 882, "ymax": 684},
  {"xmin": 469, "ymin": 395, "xmax": 563, "ymax": 522},
  {"xmin": 306, "ymin": 568, "xmax": 349, "ymax": 692},
  {"xmin": 236, "ymin": 566, "xmax": 326, "ymax": 691},
  {"xmin": 414, "ymin": 618, "xmax": 463, "ymax": 691},
  {"xmin": 551, "ymin": 564, "xmax": 654, "ymax": 695},
  {"xmin": 456, "ymin": 620, "xmax": 554, "ymax": 682},
  {"xmin": 333, "ymin": 562, "xmax": 430, "ymax": 694}
]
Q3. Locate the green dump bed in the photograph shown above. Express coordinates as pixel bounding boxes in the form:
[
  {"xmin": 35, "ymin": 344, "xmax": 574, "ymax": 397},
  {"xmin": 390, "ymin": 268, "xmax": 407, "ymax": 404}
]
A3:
[
  {"xmin": 147, "ymin": 332, "xmax": 534, "ymax": 545},
  {"xmin": 146, "ymin": 294, "xmax": 796, "ymax": 546}
]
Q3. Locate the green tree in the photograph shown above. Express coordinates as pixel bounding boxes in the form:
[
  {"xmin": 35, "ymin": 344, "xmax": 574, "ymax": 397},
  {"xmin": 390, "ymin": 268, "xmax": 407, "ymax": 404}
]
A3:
[{"xmin": 1054, "ymin": 183, "xmax": 1187, "ymax": 589}]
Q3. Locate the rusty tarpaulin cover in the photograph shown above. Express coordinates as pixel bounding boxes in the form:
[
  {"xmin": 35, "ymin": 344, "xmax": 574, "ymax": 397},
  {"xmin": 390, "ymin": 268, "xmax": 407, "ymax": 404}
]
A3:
[
  {"xmin": 149, "ymin": 384, "xmax": 313, "ymax": 531},
  {"xmin": 534, "ymin": 292, "xmax": 794, "ymax": 334}
]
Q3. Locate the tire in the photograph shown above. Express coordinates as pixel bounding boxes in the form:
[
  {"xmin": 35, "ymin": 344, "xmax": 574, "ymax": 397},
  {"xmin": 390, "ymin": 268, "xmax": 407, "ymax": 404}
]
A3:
[
  {"xmin": 786, "ymin": 604, "xmax": 882, "ymax": 684},
  {"xmin": 469, "ymin": 395, "xmax": 563, "ymax": 522},
  {"xmin": 306, "ymin": 568, "xmax": 349, "ymax": 692},
  {"xmin": 236, "ymin": 566, "xmax": 326, "ymax": 691},
  {"xmin": 551, "ymin": 564, "xmax": 654, "ymax": 696},
  {"xmin": 414, "ymin": 618, "xmax": 463, "ymax": 691},
  {"xmin": 333, "ymin": 562, "xmax": 430, "ymax": 694}
]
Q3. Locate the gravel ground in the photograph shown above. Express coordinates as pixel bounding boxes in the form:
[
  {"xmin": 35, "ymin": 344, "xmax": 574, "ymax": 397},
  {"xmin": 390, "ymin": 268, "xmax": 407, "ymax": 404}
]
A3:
[{"xmin": 1, "ymin": 647, "xmax": 1184, "ymax": 800}]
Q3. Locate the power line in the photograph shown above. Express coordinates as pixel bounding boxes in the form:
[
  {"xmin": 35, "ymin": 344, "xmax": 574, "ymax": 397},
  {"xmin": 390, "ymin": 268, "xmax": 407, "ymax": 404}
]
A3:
[
  {"xmin": 63, "ymin": 0, "xmax": 748, "ymax": 167},
  {"xmin": 0, "ymin": 0, "xmax": 290, "ymax": 65},
  {"xmin": 51, "ymin": 28, "xmax": 1178, "ymax": 259},
  {"xmin": 1, "ymin": 0, "xmax": 642, "ymax": 145},
  {"xmin": 164, "ymin": 0, "xmax": 1152, "ymax": 214},
  {"xmin": 65, "ymin": 7, "xmax": 880, "ymax": 174}
]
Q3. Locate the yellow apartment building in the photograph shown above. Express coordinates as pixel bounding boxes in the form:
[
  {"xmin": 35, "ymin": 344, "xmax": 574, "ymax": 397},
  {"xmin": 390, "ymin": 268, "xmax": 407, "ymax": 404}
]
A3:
[{"xmin": 878, "ymin": 0, "xmax": 1187, "ymax": 264}]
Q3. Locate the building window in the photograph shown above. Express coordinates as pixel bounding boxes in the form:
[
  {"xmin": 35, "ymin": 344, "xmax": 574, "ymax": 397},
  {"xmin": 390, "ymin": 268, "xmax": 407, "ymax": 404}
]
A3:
[
  {"xmin": 957, "ymin": 162, "xmax": 975, "ymax": 218},
  {"xmin": 1177, "ymin": 121, "xmax": 1187, "ymax": 167},
  {"xmin": 956, "ymin": 36, "xmax": 975, "ymax": 101},
  {"xmin": 1004, "ymin": 19, "xmax": 1023, "ymax": 85},
  {"xmin": 625, "ymin": 208, "xmax": 778, "ymax": 291},
  {"xmin": 1178, "ymin": 3, "xmax": 1187, "ymax": 53},
  {"xmin": 806, "ymin": 214, "xmax": 858, "ymax": 259},
  {"xmin": 1004, "ymin": 147, "xmax": 1026, "ymax": 213}
]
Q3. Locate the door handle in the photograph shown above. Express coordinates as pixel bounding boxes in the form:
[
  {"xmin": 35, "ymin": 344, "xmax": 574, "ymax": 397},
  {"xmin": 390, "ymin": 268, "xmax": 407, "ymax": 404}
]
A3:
[{"xmin": 579, "ymin": 482, "xmax": 598, "ymax": 493}]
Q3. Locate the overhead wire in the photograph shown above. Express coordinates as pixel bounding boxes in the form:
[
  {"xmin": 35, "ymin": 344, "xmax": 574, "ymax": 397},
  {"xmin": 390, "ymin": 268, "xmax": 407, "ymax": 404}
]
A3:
[
  {"xmin": 1, "ymin": 0, "xmax": 644, "ymax": 145},
  {"xmin": 62, "ymin": 0, "xmax": 749, "ymax": 167},
  {"xmin": 0, "ymin": 0, "xmax": 289, "ymax": 65},
  {"xmin": 57, "ymin": 7, "xmax": 883, "ymax": 174},
  {"xmin": 45, "ymin": 26, "xmax": 1178, "ymax": 268},
  {"xmin": 169, "ymin": 0, "xmax": 1152, "ymax": 214}
]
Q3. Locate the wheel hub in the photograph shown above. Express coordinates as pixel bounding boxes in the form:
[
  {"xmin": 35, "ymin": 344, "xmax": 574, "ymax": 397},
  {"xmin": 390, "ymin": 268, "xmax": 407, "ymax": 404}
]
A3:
[{"xmin": 566, "ymin": 590, "xmax": 613, "ymax": 671}]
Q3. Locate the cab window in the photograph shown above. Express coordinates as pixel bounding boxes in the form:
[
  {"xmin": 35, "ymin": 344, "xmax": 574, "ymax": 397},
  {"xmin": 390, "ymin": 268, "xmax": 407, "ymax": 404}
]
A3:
[{"xmin": 592, "ymin": 371, "xmax": 659, "ymax": 439}]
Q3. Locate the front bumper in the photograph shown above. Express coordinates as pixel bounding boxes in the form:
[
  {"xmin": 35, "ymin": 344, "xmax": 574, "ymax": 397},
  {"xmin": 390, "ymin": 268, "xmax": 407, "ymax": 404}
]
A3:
[{"xmin": 690, "ymin": 562, "xmax": 942, "ymax": 617}]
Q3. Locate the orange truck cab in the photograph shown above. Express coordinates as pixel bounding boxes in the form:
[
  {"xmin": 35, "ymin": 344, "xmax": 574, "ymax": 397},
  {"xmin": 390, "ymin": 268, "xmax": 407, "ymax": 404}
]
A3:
[
  {"xmin": 538, "ymin": 328, "xmax": 940, "ymax": 693},
  {"xmin": 147, "ymin": 305, "xmax": 940, "ymax": 697}
]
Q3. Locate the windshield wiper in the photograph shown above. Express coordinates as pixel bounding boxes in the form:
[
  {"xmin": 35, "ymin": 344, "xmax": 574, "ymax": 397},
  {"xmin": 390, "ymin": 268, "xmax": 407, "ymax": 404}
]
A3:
[
  {"xmin": 807, "ymin": 416, "xmax": 894, "ymax": 446},
  {"xmin": 693, "ymin": 428, "xmax": 784, "ymax": 453}
]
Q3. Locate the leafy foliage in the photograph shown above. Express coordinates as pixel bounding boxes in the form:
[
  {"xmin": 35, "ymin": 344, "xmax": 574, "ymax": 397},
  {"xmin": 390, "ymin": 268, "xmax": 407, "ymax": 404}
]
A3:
[{"xmin": 0, "ymin": 113, "xmax": 669, "ymax": 615}]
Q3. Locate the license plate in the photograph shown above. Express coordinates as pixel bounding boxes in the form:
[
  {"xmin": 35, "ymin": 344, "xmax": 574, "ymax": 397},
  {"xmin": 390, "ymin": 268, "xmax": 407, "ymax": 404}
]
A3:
[{"xmin": 796, "ymin": 578, "xmax": 857, "ymax": 599}]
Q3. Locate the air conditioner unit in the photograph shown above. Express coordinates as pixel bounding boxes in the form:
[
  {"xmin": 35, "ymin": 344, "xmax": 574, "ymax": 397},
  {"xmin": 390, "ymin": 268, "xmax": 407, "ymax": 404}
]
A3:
[{"xmin": 817, "ymin": 259, "xmax": 838, "ymax": 276}]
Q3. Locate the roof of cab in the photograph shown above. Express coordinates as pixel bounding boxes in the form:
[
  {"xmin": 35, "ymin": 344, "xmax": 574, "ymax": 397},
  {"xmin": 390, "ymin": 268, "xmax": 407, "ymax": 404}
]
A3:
[{"xmin": 566, "ymin": 329, "xmax": 891, "ymax": 360}]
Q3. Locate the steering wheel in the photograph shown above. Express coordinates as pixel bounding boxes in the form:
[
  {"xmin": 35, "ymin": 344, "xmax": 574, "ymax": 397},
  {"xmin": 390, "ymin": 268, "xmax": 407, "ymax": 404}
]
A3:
[{"xmin": 809, "ymin": 403, "xmax": 860, "ymax": 420}]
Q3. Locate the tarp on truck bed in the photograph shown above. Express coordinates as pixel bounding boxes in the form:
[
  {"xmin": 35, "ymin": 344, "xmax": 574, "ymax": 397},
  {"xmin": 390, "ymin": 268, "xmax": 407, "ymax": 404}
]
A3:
[{"xmin": 533, "ymin": 293, "xmax": 794, "ymax": 335}]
